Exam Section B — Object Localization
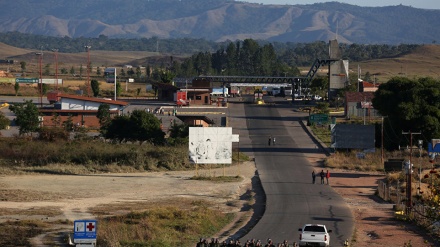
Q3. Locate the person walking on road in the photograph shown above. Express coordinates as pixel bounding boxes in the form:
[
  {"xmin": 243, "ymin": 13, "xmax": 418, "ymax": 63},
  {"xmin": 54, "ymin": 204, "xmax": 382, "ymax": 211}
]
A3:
[
  {"xmin": 320, "ymin": 170, "xmax": 325, "ymax": 184},
  {"xmin": 268, "ymin": 136, "xmax": 272, "ymax": 146},
  {"xmin": 326, "ymin": 170, "xmax": 330, "ymax": 185},
  {"xmin": 312, "ymin": 170, "xmax": 316, "ymax": 184},
  {"xmin": 273, "ymin": 137, "xmax": 276, "ymax": 146}
]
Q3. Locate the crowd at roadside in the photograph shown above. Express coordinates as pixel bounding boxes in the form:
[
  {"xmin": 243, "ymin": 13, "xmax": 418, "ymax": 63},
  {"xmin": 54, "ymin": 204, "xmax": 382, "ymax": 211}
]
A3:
[{"xmin": 196, "ymin": 238, "xmax": 298, "ymax": 247}]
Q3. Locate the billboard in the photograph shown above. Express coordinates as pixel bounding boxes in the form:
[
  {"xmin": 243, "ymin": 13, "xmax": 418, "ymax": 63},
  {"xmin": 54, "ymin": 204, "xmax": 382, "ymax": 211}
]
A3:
[
  {"xmin": 331, "ymin": 124, "xmax": 375, "ymax": 150},
  {"xmin": 189, "ymin": 127, "xmax": 239, "ymax": 164}
]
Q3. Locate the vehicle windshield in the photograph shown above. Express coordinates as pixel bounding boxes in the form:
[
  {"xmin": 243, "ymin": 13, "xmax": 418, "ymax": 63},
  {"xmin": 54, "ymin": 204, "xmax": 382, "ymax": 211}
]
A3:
[{"xmin": 304, "ymin": 226, "xmax": 325, "ymax": 232}]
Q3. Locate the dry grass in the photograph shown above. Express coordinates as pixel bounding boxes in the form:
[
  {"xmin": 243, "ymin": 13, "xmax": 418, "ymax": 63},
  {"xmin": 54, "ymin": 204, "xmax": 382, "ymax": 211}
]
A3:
[
  {"xmin": 350, "ymin": 45, "xmax": 440, "ymax": 83},
  {"xmin": 325, "ymin": 149, "xmax": 432, "ymax": 172},
  {"xmin": 0, "ymin": 207, "xmax": 63, "ymax": 217},
  {"xmin": 0, "ymin": 188, "xmax": 75, "ymax": 202},
  {"xmin": 94, "ymin": 198, "xmax": 235, "ymax": 247},
  {"xmin": 0, "ymin": 219, "xmax": 50, "ymax": 246}
]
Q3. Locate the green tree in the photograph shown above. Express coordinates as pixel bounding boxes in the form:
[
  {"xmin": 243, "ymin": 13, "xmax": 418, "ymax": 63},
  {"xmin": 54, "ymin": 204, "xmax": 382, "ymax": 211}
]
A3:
[
  {"xmin": 127, "ymin": 68, "xmax": 135, "ymax": 77},
  {"xmin": 70, "ymin": 66, "xmax": 75, "ymax": 76},
  {"xmin": 116, "ymin": 82, "xmax": 122, "ymax": 97},
  {"xmin": 51, "ymin": 113, "xmax": 61, "ymax": 127},
  {"xmin": 160, "ymin": 70, "xmax": 175, "ymax": 83},
  {"xmin": 136, "ymin": 66, "xmax": 142, "ymax": 78},
  {"xmin": 62, "ymin": 114, "xmax": 74, "ymax": 132},
  {"xmin": 314, "ymin": 102, "xmax": 330, "ymax": 114},
  {"xmin": 105, "ymin": 110, "xmax": 164, "ymax": 144},
  {"xmin": 120, "ymin": 68, "xmax": 126, "ymax": 77},
  {"xmin": 61, "ymin": 68, "xmax": 68, "ymax": 74},
  {"xmin": 168, "ymin": 122, "xmax": 189, "ymax": 146},
  {"xmin": 96, "ymin": 67, "xmax": 101, "ymax": 76},
  {"xmin": 42, "ymin": 84, "xmax": 49, "ymax": 95},
  {"xmin": 97, "ymin": 104, "xmax": 111, "ymax": 135},
  {"xmin": 372, "ymin": 77, "xmax": 440, "ymax": 149},
  {"xmin": 310, "ymin": 77, "xmax": 328, "ymax": 99},
  {"xmin": 14, "ymin": 82, "xmax": 20, "ymax": 96},
  {"xmin": 19, "ymin": 61, "xmax": 26, "ymax": 74},
  {"xmin": 91, "ymin": 79, "xmax": 100, "ymax": 97},
  {"xmin": 0, "ymin": 111, "xmax": 10, "ymax": 130},
  {"xmin": 8, "ymin": 100, "xmax": 40, "ymax": 136},
  {"xmin": 364, "ymin": 71, "xmax": 372, "ymax": 82}
]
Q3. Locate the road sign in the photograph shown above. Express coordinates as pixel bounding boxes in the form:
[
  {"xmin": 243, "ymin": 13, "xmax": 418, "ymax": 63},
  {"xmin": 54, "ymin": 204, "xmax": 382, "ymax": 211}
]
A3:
[
  {"xmin": 309, "ymin": 114, "xmax": 329, "ymax": 125},
  {"xmin": 74, "ymin": 220, "xmax": 97, "ymax": 244},
  {"xmin": 15, "ymin": 78, "xmax": 39, "ymax": 83}
]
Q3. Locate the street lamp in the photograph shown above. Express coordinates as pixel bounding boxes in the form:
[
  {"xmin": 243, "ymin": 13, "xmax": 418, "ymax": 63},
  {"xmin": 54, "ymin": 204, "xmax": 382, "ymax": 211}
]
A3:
[
  {"xmin": 52, "ymin": 49, "xmax": 58, "ymax": 90},
  {"xmin": 35, "ymin": 51, "xmax": 43, "ymax": 107},
  {"xmin": 84, "ymin": 45, "xmax": 91, "ymax": 96},
  {"xmin": 114, "ymin": 68, "xmax": 117, "ymax": 101}
]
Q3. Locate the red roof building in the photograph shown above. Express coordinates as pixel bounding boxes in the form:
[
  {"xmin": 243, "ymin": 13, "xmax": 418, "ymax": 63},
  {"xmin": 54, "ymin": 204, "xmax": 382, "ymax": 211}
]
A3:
[{"xmin": 40, "ymin": 94, "xmax": 129, "ymax": 128}]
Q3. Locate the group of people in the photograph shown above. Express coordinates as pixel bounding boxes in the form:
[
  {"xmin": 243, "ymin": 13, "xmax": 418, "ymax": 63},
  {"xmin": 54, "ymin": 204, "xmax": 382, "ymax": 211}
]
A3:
[
  {"xmin": 196, "ymin": 238, "xmax": 298, "ymax": 247},
  {"xmin": 312, "ymin": 169, "xmax": 330, "ymax": 184},
  {"xmin": 268, "ymin": 136, "xmax": 276, "ymax": 146}
]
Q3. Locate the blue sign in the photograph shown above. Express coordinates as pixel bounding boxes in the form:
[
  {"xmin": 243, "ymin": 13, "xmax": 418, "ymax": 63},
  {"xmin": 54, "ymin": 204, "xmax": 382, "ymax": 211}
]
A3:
[{"xmin": 74, "ymin": 220, "xmax": 97, "ymax": 242}]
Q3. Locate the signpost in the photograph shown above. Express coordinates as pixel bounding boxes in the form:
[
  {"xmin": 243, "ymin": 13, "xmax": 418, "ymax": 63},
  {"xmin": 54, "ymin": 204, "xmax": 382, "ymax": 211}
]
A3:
[{"xmin": 74, "ymin": 220, "xmax": 97, "ymax": 246}]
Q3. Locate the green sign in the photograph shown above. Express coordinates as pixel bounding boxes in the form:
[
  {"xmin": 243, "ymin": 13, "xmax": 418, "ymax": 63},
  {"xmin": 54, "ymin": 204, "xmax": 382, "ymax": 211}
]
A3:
[
  {"xmin": 309, "ymin": 114, "xmax": 329, "ymax": 124},
  {"xmin": 16, "ymin": 78, "xmax": 39, "ymax": 83}
]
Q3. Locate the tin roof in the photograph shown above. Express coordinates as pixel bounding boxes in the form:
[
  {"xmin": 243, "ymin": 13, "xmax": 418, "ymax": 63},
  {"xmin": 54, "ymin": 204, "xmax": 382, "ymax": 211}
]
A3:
[{"xmin": 59, "ymin": 94, "xmax": 129, "ymax": 106}]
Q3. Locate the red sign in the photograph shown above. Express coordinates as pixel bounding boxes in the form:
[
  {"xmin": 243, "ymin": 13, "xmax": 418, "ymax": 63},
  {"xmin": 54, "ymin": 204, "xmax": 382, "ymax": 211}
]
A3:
[{"xmin": 176, "ymin": 91, "xmax": 188, "ymax": 106}]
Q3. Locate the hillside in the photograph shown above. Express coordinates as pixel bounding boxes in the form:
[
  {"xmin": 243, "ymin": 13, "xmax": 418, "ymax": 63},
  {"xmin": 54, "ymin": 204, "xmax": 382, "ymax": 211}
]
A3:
[
  {"xmin": 0, "ymin": 1, "xmax": 440, "ymax": 44},
  {"xmin": 1, "ymin": 42, "xmax": 440, "ymax": 84},
  {"xmin": 351, "ymin": 45, "xmax": 440, "ymax": 83}
]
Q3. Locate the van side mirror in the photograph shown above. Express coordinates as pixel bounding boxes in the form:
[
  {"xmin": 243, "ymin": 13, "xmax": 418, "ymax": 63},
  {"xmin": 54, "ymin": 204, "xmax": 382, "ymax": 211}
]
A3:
[
  {"xmin": 298, "ymin": 228, "xmax": 302, "ymax": 231},
  {"xmin": 328, "ymin": 230, "xmax": 332, "ymax": 233}
]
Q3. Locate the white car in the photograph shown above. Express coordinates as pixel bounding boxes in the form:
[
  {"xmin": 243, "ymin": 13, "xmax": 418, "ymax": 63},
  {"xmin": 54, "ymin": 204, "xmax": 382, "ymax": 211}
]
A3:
[{"xmin": 298, "ymin": 224, "xmax": 332, "ymax": 247}]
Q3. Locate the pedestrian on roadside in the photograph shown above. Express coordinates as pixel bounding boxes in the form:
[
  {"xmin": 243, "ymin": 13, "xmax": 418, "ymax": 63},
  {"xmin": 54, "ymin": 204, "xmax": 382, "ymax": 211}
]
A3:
[
  {"xmin": 268, "ymin": 136, "xmax": 272, "ymax": 146},
  {"xmin": 320, "ymin": 170, "xmax": 325, "ymax": 184},
  {"xmin": 273, "ymin": 137, "xmax": 276, "ymax": 146},
  {"xmin": 312, "ymin": 170, "xmax": 316, "ymax": 184},
  {"xmin": 265, "ymin": 238, "xmax": 275, "ymax": 247},
  {"xmin": 326, "ymin": 170, "xmax": 330, "ymax": 184}
]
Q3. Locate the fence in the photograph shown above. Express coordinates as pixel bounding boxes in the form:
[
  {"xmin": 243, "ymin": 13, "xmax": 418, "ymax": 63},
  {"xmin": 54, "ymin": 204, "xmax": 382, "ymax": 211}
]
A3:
[
  {"xmin": 377, "ymin": 180, "xmax": 440, "ymax": 237},
  {"xmin": 377, "ymin": 180, "xmax": 405, "ymax": 205}
]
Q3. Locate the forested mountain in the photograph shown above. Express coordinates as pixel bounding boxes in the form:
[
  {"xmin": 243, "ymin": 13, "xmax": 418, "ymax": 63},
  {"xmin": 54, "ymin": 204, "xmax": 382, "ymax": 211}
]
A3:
[{"xmin": 1, "ymin": 0, "xmax": 440, "ymax": 44}]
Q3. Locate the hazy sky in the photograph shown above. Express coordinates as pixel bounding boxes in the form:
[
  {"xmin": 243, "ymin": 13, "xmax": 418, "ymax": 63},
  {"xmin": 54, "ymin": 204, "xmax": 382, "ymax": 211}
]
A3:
[{"xmin": 244, "ymin": 1, "xmax": 440, "ymax": 10}]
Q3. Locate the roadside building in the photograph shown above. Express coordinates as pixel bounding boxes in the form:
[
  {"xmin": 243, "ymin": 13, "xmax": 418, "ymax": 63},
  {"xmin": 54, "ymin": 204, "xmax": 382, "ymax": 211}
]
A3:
[
  {"xmin": 152, "ymin": 82, "xmax": 179, "ymax": 101},
  {"xmin": 344, "ymin": 92, "xmax": 380, "ymax": 119},
  {"xmin": 359, "ymin": 80, "xmax": 379, "ymax": 92},
  {"xmin": 39, "ymin": 94, "xmax": 129, "ymax": 128}
]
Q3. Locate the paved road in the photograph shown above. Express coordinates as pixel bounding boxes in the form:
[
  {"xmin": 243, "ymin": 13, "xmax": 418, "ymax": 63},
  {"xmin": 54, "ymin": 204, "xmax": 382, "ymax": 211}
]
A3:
[{"xmin": 227, "ymin": 96, "xmax": 354, "ymax": 246}]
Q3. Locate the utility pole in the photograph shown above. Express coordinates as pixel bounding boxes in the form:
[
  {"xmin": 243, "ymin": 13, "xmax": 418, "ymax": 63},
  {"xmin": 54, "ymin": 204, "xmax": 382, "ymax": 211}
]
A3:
[
  {"xmin": 52, "ymin": 49, "xmax": 58, "ymax": 90},
  {"xmin": 35, "ymin": 51, "xmax": 43, "ymax": 107},
  {"xmin": 381, "ymin": 117, "xmax": 384, "ymax": 166},
  {"xmin": 84, "ymin": 45, "xmax": 91, "ymax": 97},
  {"xmin": 402, "ymin": 131, "xmax": 421, "ymax": 216}
]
